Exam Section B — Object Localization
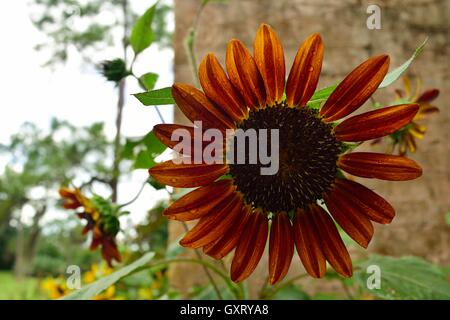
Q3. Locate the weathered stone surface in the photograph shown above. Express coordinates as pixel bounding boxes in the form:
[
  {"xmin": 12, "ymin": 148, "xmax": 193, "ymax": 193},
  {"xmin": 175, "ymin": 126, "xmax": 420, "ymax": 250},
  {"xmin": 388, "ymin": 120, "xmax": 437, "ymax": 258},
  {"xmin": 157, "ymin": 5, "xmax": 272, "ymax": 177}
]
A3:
[{"xmin": 171, "ymin": 0, "xmax": 450, "ymax": 297}]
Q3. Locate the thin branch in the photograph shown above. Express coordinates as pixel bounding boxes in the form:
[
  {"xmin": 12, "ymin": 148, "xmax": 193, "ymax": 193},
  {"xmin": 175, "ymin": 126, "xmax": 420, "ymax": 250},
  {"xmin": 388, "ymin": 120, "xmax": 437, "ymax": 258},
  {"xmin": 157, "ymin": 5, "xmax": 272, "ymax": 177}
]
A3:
[
  {"xmin": 79, "ymin": 176, "xmax": 112, "ymax": 190},
  {"xmin": 154, "ymin": 106, "xmax": 166, "ymax": 124},
  {"xmin": 111, "ymin": 0, "xmax": 130, "ymax": 203},
  {"xmin": 118, "ymin": 179, "xmax": 148, "ymax": 208}
]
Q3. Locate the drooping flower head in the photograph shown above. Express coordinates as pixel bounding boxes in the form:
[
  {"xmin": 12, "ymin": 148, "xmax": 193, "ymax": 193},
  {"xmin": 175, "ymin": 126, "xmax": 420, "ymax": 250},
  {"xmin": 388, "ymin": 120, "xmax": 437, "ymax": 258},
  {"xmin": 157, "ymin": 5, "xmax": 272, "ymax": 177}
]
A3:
[
  {"xmin": 149, "ymin": 24, "xmax": 422, "ymax": 284},
  {"xmin": 59, "ymin": 187, "xmax": 121, "ymax": 267},
  {"xmin": 389, "ymin": 76, "xmax": 439, "ymax": 155}
]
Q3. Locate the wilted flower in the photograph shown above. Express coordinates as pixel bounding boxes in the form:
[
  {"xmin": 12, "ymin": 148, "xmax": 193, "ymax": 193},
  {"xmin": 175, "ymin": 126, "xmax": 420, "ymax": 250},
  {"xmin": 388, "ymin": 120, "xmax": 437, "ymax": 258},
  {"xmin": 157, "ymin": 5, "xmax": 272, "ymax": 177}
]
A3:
[
  {"xmin": 391, "ymin": 77, "xmax": 440, "ymax": 155},
  {"xmin": 59, "ymin": 187, "xmax": 121, "ymax": 267},
  {"xmin": 372, "ymin": 76, "xmax": 440, "ymax": 155},
  {"xmin": 98, "ymin": 58, "xmax": 129, "ymax": 83}
]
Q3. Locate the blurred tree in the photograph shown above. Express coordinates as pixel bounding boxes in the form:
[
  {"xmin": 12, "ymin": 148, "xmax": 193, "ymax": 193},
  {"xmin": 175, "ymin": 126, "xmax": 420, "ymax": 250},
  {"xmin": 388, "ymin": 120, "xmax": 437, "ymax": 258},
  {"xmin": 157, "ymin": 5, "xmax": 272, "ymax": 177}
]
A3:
[
  {"xmin": 0, "ymin": 119, "xmax": 110, "ymax": 278},
  {"xmin": 32, "ymin": 217, "xmax": 100, "ymax": 276},
  {"xmin": 29, "ymin": 0, "xmax": 172, "ymax": 202},
  {"xmin": 133, "ymin": 200, "xmax": 168, "ymax": 257}
]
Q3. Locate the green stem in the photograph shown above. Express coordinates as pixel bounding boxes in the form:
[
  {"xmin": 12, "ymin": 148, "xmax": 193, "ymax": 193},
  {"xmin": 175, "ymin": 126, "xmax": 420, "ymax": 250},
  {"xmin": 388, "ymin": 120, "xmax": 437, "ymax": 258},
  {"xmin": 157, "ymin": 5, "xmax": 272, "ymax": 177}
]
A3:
[
  {"xmin": 257, "ymin": 275, "xmax": 270, "ymax": 299},
  {"xmin": 262, "ymin": 273, "xmax": 308, "ymax": 299},
  {"xmin": 133, "ymin": 257, "xmax": 242, "ymax": 299},
  {"xmin": 131, "ymin": 73, "xmax": 166, "ymax": 124},
  {"xmin": 181, "ymin": 222, "xmax": 224, "ymax": 300},
  {"xmin": 340, "ymin": 279, "xmax": 354, "ymax": 300},
  {"xmin": 184, "ymin": 2, "xmax": 207, "ymax": 87},
  {"xmin": 118, "ymin": 178, "xmax": 148, "ymax": 208}
]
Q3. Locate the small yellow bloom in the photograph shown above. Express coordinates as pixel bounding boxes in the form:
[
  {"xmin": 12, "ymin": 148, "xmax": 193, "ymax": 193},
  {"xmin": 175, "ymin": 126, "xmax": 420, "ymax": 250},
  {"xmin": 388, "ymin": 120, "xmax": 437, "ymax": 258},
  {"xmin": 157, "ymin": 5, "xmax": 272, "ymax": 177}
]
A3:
[
  {"xmin": 138, "ymin": 287, "xmax": 153, "ymax": 300},
  {"xmin": 40, "ymin": 277, "xmax": 69, "ymax": 300}
]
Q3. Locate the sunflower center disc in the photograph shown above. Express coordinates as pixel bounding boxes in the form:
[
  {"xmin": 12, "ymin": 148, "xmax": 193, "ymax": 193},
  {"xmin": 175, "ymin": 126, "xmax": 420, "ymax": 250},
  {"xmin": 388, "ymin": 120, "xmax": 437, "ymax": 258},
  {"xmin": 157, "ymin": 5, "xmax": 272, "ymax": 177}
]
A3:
[{"xmin": 229, "ymin": 103, "xmax": 342, "ymax": 213}]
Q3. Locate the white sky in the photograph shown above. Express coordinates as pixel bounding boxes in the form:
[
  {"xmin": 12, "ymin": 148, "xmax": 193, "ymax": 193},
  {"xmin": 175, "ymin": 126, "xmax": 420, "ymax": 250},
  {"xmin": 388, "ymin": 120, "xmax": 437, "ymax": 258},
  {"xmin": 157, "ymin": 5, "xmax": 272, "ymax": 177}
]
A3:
[{"xmin": 0, "ymin": 0, "xmax": 175, "ymax": 228}]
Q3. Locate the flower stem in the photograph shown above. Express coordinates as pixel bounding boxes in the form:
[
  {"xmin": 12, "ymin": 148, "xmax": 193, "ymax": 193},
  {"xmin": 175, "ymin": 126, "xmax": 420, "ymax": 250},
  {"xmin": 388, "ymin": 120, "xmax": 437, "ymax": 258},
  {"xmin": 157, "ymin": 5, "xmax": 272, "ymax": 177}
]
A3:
[
  {"xmin": 184, "ymin": 2, "xmax": 208, "ymax": 87},
  {"xmin": 181, "ymin": 222, "xmax": 224, "ymax": 300},
  {"xmin": 118, "ymin": 178, "xmax": 148, "ymax": 208}
]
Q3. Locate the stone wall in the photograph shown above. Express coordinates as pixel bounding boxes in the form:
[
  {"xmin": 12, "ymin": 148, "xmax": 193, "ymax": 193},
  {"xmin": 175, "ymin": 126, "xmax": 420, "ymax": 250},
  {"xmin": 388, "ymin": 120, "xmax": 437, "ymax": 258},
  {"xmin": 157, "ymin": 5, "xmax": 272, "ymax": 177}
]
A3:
[{"xmin": 170, "ymin": 0, "xmax": 450, "ymax": 296}]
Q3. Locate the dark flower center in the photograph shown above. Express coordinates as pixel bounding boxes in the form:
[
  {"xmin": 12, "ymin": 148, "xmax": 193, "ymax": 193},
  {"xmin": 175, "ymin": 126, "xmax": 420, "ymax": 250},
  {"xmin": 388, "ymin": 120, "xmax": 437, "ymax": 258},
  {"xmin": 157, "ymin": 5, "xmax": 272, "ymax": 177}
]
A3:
[{"xmin": 229, "ymin": 102, "xmax": 342, "ymax": 213}]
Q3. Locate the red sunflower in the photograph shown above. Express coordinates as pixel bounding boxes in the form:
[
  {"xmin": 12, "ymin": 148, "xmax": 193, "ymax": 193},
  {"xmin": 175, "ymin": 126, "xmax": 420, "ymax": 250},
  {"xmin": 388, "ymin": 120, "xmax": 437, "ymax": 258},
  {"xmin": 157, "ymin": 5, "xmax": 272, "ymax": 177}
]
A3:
[{"xmin": 149, "ymin": 24, "xmax": 422, "ymax": 284}]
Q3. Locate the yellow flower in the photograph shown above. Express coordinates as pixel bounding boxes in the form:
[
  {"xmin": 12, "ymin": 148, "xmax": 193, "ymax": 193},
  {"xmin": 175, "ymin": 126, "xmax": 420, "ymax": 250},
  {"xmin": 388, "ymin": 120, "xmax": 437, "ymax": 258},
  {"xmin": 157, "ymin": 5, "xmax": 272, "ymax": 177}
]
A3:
[
  {"xmin": 40, "ymin": 277, "xmax": 69, "ymax": 300},
  {"xmin": 138, "ymin": 287, "xmax": 153, "ymax": 300},
  {"xmin": 392, "ymin": 76, "xmax": 440, "ymax": 155},
  {"xmin": 93, "ymin": 285, "xmax": 116, "ymax": 300},
  {"xmin": 83, "ymin": 270, "xmax": 96, "ymax": 284}
]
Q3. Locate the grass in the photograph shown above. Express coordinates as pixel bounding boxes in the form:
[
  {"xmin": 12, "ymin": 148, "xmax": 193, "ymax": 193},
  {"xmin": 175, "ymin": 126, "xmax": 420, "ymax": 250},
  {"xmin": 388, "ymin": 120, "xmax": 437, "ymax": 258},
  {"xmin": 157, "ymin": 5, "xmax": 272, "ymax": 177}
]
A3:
[{"xmin": 0, "ymin": 271, "xmax": 44, "ymax": 300}]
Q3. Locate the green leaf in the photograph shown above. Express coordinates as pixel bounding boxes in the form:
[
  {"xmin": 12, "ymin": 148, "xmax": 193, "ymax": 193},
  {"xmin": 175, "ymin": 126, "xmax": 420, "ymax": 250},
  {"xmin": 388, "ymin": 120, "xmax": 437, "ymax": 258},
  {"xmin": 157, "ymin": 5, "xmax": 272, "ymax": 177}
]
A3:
[
  {"xmin": 272, "ymin": 284, "xmax": 310, "ymax": 300},
  {"xmin": 130, "ymin": 3, "xmax": 157, "ymax": 55},
  {"xmin": 133, "ymin": 131, "xmax": 166, "ymax": 169},
  {"xmin": 355, "ymin": 255, "xmax": 450, "ymax": 300},
  {"xmin": 134, "ymin": 150, "xmax": 155, "ymax": 169},
  {"xmin": 306, "ymin": 84, "xmax": 338, "ymax": 109},
  {"xmin": 133, "ymin": 87, "xmax": 175, "ymax": 105},
  {"xmin": 62, "ymin": 252, "xmax": 155, "ymax": 300},
  {"xmin": 445, "ymin": 211, "xmax": 450, "ymax": 227},
  {"xmin": 310, "ymin": 84, "xmax": 338, "ymax": 101},
  {"xmin": 147, "ymin": 175, "xmax": 166, "ymax": 190},
  {"xmin": 143, "ymin": 131, "xmax": 166, "ymax": 155},
  {"xmin": 121, "ymin": 138, "xmax": 140, "ymax": 159},
  {"xmin": 379, "ymin": 38, "xmax": 427, "ymax": 88},
  {"xmin": 140, "ymin": 72, "xmax": 159, "ymax": 90}
]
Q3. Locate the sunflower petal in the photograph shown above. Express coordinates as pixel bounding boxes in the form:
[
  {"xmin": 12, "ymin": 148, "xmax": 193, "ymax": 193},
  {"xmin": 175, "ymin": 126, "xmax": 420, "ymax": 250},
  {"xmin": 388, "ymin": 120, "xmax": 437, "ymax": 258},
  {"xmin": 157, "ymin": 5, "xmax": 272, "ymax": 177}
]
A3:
[
  {"xmin": 203, "ymin": 205, "xmax": 252, "ymax": 259},
  {"xmin": 172, "ymin": 83, "xmax": 234, "ymax": 130},
  {"xmin": 164, "ymin": 179, "xmax": 235, "ymax": 221},
  {"xmin": 309, "ymin": 205, "xmax": 353, "ymax": 277},
  {"xmin": 293, "ymin": 208, "xmax": 326, "ymax": 278},
  {"xmin": 324, "ymin": 188, "xmax": 374, "ymax": 248},
  {"xmin": 226, "ymin": 39, "xmax": 266, "ymax": 109},
  {"xmin": 416, "ymin": 89, "xmax": 439, "ymax": 103},
  {"xmin": 320, "ymin": 55, "xmax": 390, "ymax": 122},
  {"xmin": 333, "ymin": 178, "xmax": 395, "ymax": 224},
  {"xmin": 406, "ymin": 134, "xmax": 417, "ymax": 153},
  {"xmin": 199, "ymin": 53, "xmax": 248, "ymax": 121},
  {"xmin": 410, "ymin": 123, "xmax": 426, "ymax": 139},
  {"xmin": 334, "ymin": 104, "xmax": 419, "ymax": 142},
  {"xmin": 149, "ymin": 160, "xmax": 228, "ymax": 188},
  {"xmin": 153, "ymin": 123, "xmax": 224, "ymax": 158},
  {"xmin": 231, "ymin": 210, "xmax": 268, "ymax": 282},
  {"xmin": 179, "ymin": 193, "xmax": 243, "ymax": 248},
  {"xmin": 269, "ymin": 212, "xmax": 294, "ymax": 284},
  {"xmin": 415, "ymin": 105, "xmax": 439, "ymax": 120},
  {"xmin": 153, "ymin": 124, "xmax": 195, "ymax": 151},
  {"xmin": 395, "ymin": 89, "xmax": 405, "ymax": 99},
  {"xmin": 403, "ymin": 76, "xmax": 412, "ymax": 98},
  {"xmin": 338, "ymin": 152, "xmax": 422, "ymax": 181},
  {"xmin": 253, "ymin": 23, "xmax": 285, "ymax": 106},
  {"xmin": 286, "ymin": 33, "xmax": 324, "ymax": 107}
]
